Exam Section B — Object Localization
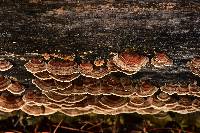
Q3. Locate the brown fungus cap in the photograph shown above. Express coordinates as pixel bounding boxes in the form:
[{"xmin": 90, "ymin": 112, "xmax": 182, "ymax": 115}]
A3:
[
  {"xmin": 170, "ymin": 106, "xmax": 193, "ymax": 114},
  {"xmin": 71, "ymin": 78, "xmax": 88, "ymax": 94},
  {"xmin": 178, "ymin": 96, "xmax": 192, "ymax": 107},
  {"xmin": 79, "ymin": 61, "xmax": 110, "ymax": 79},
  {"xmin": 112, "ymin": 52, "xmax": 149, "ymax": 75},
  {"xmin": 106, "ymin": 59, "xmax": 119, "ymax": 73},
  {"xmin": 101, "ymin": 75, "xmax": 120, "ymax": 95},
  {"xmin": 0, "ymin": 92, "xmax": 25, "ymax": 110},
  {"xmin": 192, "ymin": 98, "xmax": 200, "ymax": 109},
  {"xmin": 0, "ymin": 76, "xmax": 11, "ymax": 91},
  {"xmin": 53, "ymin": 85, "xmax": 74, "ymax": 95},
  {"xmin": 164, "ymin": 97, "xmax": 178, "ymax": 109},
  {"xmin": 79, "ymin": 62, "xmax": 93, "ymax": 75},
  {"xmin": 192, "ymin": 58, "xmax": 200, "ymax": 67},
  {"xmin": 100, "ymin": 79, "xmax": 114, "ymax": 95},
  {"xmin": 88, "ymin": 66, "xmax": 111, "ymax": 79},
  {"xmin": 7, "ymin": 81, "xmax": 25, "ymax": 95},
  {"xmin": 113, "ymin": 83, "xmax": 133, "ymax": 97},
  {"xmin": 136, "ymin": 81, "xmax": 158, "ymax": 97},
  {"xmin": 66, "ymin": 97, "xmax": 91, "ymax": 109},
  {"xmin": 43, "ymin": 90, "xmax": 69, "ymax": 102},
  {"xmin": 157, "ymin": 92, "xmax": 171, "ymax": 101},
  {"xmin": 151, "ymin": 52, "xmax": 173, "ymax": 68},
  {"xmin": 189, "ymin": 81, "xmax": 200, "ymax": 94},
  {"xmin": 127, "ymin": 97, "xmax": 151, "ymax": 109},
  {"xmin": 64, "ymin": 94, "xmax": 87, "ymax": 104},
  {"xmin": 151, "ymin": 96, "xmax": 166, "ymax": 109},
  {"xmin": 0, "ymin": 60, "xmax": 13, "ymax": 71},
  {"xmin": 32, "ymin": 79, "xmax": 57, "ymax": 91},
  {"xmin": 54, "ymin": 80, "xmax": 72, "ymax": 90},
  {"xmin": 160, "ymin": 83, "xmax": 178, "ymax": 95},
  {"xmin": 129, "ymin": 96, "xmax": 146, "ymax": 105},
  {"xmin": 47, "ymin": 103, "xmax": 61, "ymax": 110},
  {"xmin": 47, "ymin": 60, "xmax": 78, "ymax": 75},
  {"xmin": 176, "ymin": 84, "xmax": 190, "ymax": 95},
  {"xmin": 93, "ymin": 100, "xmax": 114, "ymax": 112},
  {"xmin": 24, "ymin": 58, "xmax": 46, "ymax": 73},
  {"xmin": 99, "ymin": 95, "xmax": 129, "ymax": 109},
  {"xmin": 21, "ymin": 104, "xmax": 56, "ymax": 116},
  {"xmin": 33, "ymin": 71, "xmax": 52, "ymax": 80},
  {"xmin": 103, "ymin": 75, "xmax": 133, "ymax": 96},
  {"xmin": 22, "ymin": 90, "xmax": 50, "ymax": 105},
  {"xmin": 188, "ymin": 57, "xmax": 200, "ymax": 68},
  {"xmin": 82, "ymin": 77, "xmax": 96, "ymax": 88},
  {"xmin": 86, "ymin": 80, "xmax": 101, "ymax": 95},
  {"xmin": 50, "ymin": 73, "xmax": 80, "ymax": 82},
  {"xmin": 81, "ymin": 77, "xmax": 101, "ymax": 95},
  {"xmin": 120, "ymin": 77, "xmax": 134, "ymax": 93},
  {"xmin": 187, "ymin": 58, "xmax": 200, "ymax": 77}
]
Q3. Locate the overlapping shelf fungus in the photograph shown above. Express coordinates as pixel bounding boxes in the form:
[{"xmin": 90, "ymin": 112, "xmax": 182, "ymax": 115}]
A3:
[{"xmin": 0, "ymin": 50, "xmax": 200, "ymax": 116}]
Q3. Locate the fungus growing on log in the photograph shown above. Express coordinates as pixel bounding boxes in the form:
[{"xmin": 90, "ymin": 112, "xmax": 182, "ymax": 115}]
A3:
[
  {"xmin": 24, "ymin": 58, "xmax": 46, "ymax": 73},
  {"xmin": 0, "ymin": 76, "xmax": 11, "ymax": 91},
  {"xmin": 112, "ymin": 52, "xmax": 149, "ymax": 75},
  {"xmin": 43, "ymin": 90, "xmax": 69, "ymax": 102},
  {"xmin": 7, "ymin": 81, "xmax": 25, "ymax": 95},
  {"xmin": 187, "ymin": 57, "xmax": 200, "ymax": 77},
  {"xmin": 128, "ymin": 97, "xmax": 151, "ymax": 109},
  {"xmin": 151, "ymin": 53, "xmax": 173, "ymax": 68},
  {"xmin": 177, "ymin": 84, "xmax": 190, "ymax": 95},
  {"xmin": 136, "ymin": 81, "xmax": 158, "ymax": 97},
  {"xmin": 0, "ymin": 60, "xmax": 13, "ymax": 71},
  {"xmin": 47, "ymin": 60, "xmax": 78, "ymax": 75},
  {"xmin": 22, "ymin": 90, "xmax": 50, "ymax": 105},
  {"xmin": 99, "ymin": 95, "xmax": 128, "ymax": 109},
  {"xmin": 64, "ymin": 94, "xmax": 87, "ymax": 104},
  {"xmin": 79, "ymin": 61, "xmax": 110, "ymax": 79},
  {"xmin": 157, "ymin": 92, "xmax": 171, "ymax": 101},
  {"xmin": 54, "ymin": 81, "xmax": 72, "ymax": 90},
  {"xmin": 0, "ymin": 92, "xmax": 25, "ymax": 111},
  {"xmin": 50, "ymin": 73, "xmax": 80, "ymax": 82},
  {"xmin": 189, "ymin": 81, "xmax": 200, "ymax": 95},
  {"xmin": 33, "ymin": 71, "xmax": 52, "ymax": 80},
  {"xmin": 32, "ymin": 79, "xmax": 57, "ymax": 91},
  {"xmin": 21, "ymin": 104, "xmax": 56, "ymax": 116},
  {"xmin": 160, "ymin": 83, "xmax": 178, "ymax": 95},
  {"xmin": 178, "ymin": 96, "xmax": 192, "ymax": 107}
]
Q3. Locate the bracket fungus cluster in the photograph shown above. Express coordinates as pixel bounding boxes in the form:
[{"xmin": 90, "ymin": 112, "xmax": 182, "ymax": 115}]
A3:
[
  {"xmin": 24, "ymin": 51, "xmax": 177, "ymax": 81},
  {"xmin": 0, "ymin": 74, "xmax": 199, "ymax": 116},
  {"xmin": 24, "ymin": 51, "xmax": 150, "ymax": 81},
  {"xmin": 0, "ymin": 76, "xmax": 25, "ymax": 112},
  {"xmin": 160, "ymin": 82, "xmax": 200, "ymax": 96},
  {"xmin": 18, "ymin": 70, "xmax": 200, "ymax": 116},
  {"xmin": 0, "ymin": 51, "xmax": 199, "ymax": 116}
]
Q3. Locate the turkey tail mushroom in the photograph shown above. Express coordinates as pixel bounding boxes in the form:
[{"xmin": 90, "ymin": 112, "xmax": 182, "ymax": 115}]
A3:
[{"xmin": 0, "ymin": 60, "xmax": 13, "ymax": 71}]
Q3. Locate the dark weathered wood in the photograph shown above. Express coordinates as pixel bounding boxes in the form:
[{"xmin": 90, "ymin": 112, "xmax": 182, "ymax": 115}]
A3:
[
  {"xmin": 0, "ymin": 0, "xmax": 199, "ymax": 55},
  {"xmin": 0, "ymin": 0, "xmax": 199, "ymax": 86}
]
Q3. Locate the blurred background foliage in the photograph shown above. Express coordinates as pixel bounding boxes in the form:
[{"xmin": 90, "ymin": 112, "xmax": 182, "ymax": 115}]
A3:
[{"xmin": 0, "ymin": 111, "xmax": 200, "ymax": 133}]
